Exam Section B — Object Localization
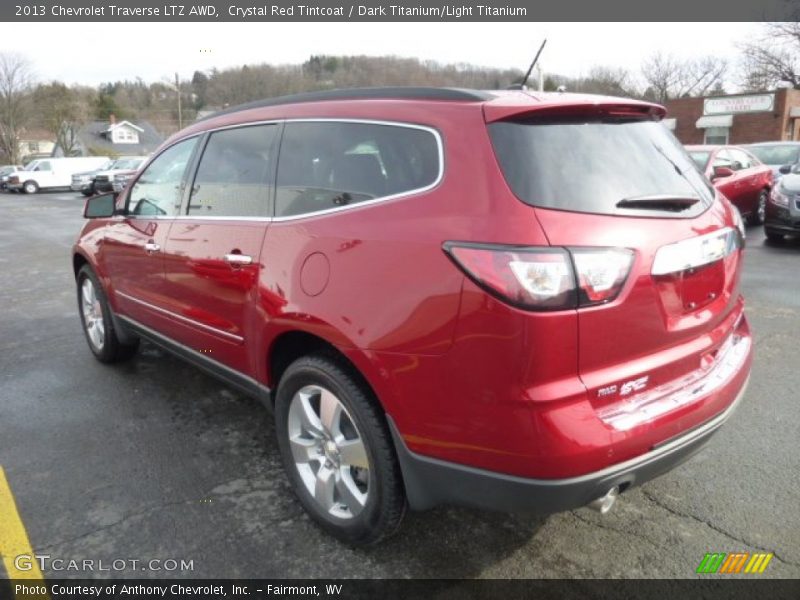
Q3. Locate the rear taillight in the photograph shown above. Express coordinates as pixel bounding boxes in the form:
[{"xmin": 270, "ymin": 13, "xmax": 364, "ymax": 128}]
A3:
[{"xmin": 444, "ymin": 242, "xmax": 633, "ymax": 311}]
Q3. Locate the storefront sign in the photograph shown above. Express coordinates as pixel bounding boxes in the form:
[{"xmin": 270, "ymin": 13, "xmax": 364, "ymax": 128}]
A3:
[{"xmin": 704, "ymin": 94, "xmax": 774, "ymax": 115}]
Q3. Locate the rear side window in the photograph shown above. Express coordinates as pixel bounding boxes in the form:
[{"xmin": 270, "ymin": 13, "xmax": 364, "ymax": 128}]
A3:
[
  {"xmin": 488, "ymin": 118, "xmax": 715, "ymax": 217},
  {"xmin": 188, "ymin": 124, "xmax": 279, "ymax": 217},
  {"xmin": 275, "ymin": 121, "xmax": 440, "ymax": 218}
]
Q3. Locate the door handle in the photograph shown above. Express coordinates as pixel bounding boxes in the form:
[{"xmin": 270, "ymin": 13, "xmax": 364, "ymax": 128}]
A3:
[
  {"xmin": 224, "ymin": 253, "xmax": 253, "ymax": 266},
  {"xmin": 144, "ymin": 242, "xmax": 161, "ymax": 253}
]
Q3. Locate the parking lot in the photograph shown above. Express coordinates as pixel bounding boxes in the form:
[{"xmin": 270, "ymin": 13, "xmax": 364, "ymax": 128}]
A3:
[{"xmin": 1, "ymin": 190, "xmax": 798, "ymax": 579}]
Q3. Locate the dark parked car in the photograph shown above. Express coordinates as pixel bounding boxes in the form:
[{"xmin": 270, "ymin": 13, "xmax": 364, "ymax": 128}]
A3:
[
  {"xmin": 0, "ymin": 165, "xmax": 23, "ymax": 191},
  {"xmin": 746, "ymin": 141, "xmax": 800, "ymax": 180},
  {"xmin": 73, "ymin": 87, "xmax": 752, "ymax": 544},
  {"xmin": 93, "ymin": 157, "xmax": 148, "ymax": 193},
  {"xmin": 686, "ymin": 144, "xmax": 773, "ymax": 224},
  {"xmin": 764, "ymin": 167, "xmax": 800, "ymax": 242}
]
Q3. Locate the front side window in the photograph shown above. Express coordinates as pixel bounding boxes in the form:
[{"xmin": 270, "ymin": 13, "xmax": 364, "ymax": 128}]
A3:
[
  {"xmin": 128, "ymin": 137, "xmax": 197, "ymax": 217},
  {"xmin": 35, "ymin": 161, "xmax": 51, "ymax": 172},
  {"xmin": 275, "ymin": 121, "xmax": 440, "ymax": 217},
  {"xmin": 188, "ymin": 124, "xmax": 279, "ymax": 217},
  {"xmin": 728, "ymin": 148, "xmax": 754, "ymax": 170}
]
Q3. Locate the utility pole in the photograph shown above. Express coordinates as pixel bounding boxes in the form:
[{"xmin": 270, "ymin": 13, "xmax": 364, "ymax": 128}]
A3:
[{"xmin": 175, "ymin": 72, "xmax": 182, "ymax": 130}]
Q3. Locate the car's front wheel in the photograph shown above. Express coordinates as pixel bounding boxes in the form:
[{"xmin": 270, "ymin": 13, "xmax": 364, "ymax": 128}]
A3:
[
  {"xmin": 23, "ymin": 180, "xmax": 39, "ymax": 194},
  {"xmin": 76, "ymin": 264, "xmax": 139, "ymax": 363},
  {"xmin": 274, "ymin": 354, "xmax": 406, "ymax": 545},
  {"xmin": 750, "ymin": 190, "xmax": 768, "ymax": 225}
]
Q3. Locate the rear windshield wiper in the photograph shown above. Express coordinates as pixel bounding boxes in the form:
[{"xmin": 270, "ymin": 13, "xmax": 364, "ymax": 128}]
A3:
[{"xmin": 616, "ymin": 194, "xmax": 700, "ymax": 212}]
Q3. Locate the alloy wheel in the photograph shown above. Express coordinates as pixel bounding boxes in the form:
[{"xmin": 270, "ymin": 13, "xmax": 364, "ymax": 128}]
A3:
[
  {"xmin": 80, "ymin": 278, "xmax": 105, "ymax": 350},
  {"xmin": 287, "ymin": 384, "xmax": 370, "ymax": 519}
]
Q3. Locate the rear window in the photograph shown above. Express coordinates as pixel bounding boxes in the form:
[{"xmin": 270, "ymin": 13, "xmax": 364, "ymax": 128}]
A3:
[
  {"xmin": 488, "ymin": 118, "xmax": 714, "ymax": 217},
  {"xmin": 748, "ymin": 144, "xmax": 800, "ymax": 166}
]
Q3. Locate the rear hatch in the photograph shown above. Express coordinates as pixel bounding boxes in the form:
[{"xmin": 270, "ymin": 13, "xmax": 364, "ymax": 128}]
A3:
[{"xmin": 486, "ymin": 99, "xmax": 746, "ymax": 428}]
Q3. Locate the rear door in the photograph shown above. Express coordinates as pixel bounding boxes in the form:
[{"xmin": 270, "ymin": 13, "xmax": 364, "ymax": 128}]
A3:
[
  {"xmin": 487, "ymin": 112, "xmax": 744, "ymax": 414},
  {"xmin": 160, "ymin": 123, "xmax": 280, "ymax": 375}
]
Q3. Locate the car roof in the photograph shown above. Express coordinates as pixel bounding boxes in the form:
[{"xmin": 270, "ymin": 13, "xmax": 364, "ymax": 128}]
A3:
[{"xmin": 175, "ymin": 86, "xmax": 665, "ymax": 148}]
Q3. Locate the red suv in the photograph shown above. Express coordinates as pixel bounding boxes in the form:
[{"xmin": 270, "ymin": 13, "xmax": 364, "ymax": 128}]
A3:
[{"xmin": 73, "ymin": 88, "xmax": 753, "ymax": 545}]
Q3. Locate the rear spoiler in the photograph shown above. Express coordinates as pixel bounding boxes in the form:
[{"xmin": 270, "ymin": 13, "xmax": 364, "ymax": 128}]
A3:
[{"xmin": 483, "ymin": 97, "xmax": 666, "ymax": 123}]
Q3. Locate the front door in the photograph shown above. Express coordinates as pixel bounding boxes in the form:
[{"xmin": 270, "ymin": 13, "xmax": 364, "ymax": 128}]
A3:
[{"xmin": 102, "ymin": 137, "xmax": 199, "ymax": 328}]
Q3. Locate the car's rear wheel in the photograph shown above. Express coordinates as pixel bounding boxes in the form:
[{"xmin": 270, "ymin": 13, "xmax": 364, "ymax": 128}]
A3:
[
  {"xmin": 749, "ymin": 190, "xmax": 768, "ymax": 225},
  {"xmin": 764, "ymin": 228, "xmax": 785, "ymax": 244},
  {"xmin": 77, "ymin": 264, "xmax": 139, "ymax": 363},
  {"xmin": 274, "ymin": 354, "xmax": 406, "ymax": 545},
  {"xmin": 23, "ymin": 180, "xmax": 39, "ymax": 194}
]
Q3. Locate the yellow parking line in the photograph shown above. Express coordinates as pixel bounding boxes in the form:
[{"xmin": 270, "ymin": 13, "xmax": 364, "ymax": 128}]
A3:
[{"xmin": 0, "ymin": 466, "xmax": 46, "ymax": 581}]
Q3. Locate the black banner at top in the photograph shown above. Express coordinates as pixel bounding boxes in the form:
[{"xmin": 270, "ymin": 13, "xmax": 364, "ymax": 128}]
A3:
[{"xmin": 2, "ymin": 0, "xmax": 799, "ymax": 22}]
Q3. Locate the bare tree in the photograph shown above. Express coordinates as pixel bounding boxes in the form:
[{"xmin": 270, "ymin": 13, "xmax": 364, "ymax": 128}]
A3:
[
  {"xmin": 740, "ymin": 23, "xmax": 800, "ymax": 90},
  {"xmin": 33, "ymin": 82, "xmax": 90, "ymax": 157},
  {"xmin": 0, "ymin": 53, "xmax": 34, "ymax": 165},
  {"xmin": 641, "ymin": 52, "xmax": 727, "ymax": 103}
]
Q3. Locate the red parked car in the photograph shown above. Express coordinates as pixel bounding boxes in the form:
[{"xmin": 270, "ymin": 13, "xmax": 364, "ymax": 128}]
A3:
[
  {"xmin": 73, "ymin": 88, "xmax": 753, "ymax": 544},
  {"xmin": 686, "ymin": 144, "xmax": 773, "ymax": 225}
]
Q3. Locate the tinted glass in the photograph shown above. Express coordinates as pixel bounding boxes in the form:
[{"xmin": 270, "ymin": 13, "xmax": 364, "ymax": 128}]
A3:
[
  {"xmin": 688, "ymin": 151, "xmax": 711, "ymax": 171},
  {"xmin": 748, "ymin": 144, "xmax": 800, "ymax": 166},
  {"xmin": 188, "ymin": 124, "xmax": 278, "ymax": 217},
  {"xmin": 713, "ymin": 149, "xmax": 735, "ymax": 170},
  {"xmin": 488, "ymin": 118, "xmax": 714, "ymax": 217},
  {"xmin": 275, "ymin": 121, "xmax": 440, "ymax": 217},
  {"xmin": 129, "ymin": 137, "xmax": 197, "ymax": 217}
]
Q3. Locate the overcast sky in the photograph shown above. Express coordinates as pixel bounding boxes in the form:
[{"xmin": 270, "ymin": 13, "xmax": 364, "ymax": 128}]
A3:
[{"xmin": 0, "ymin": 22, "xmax": 760, "ymax": 88}]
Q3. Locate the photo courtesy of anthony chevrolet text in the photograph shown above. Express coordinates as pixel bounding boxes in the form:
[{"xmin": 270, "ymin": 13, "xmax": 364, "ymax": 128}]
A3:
[{"xmin": 0, "ymin": 0, "xmax": 798, "ymax": 598}]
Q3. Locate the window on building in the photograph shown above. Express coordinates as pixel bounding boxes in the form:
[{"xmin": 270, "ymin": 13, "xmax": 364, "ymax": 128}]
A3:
[
  {"xmin": 704, "ymin": 127, "xmax": 729, "ymax": 145},
  {"xmin": 28, "ymin": 142, "xmax": 39, "ymax": 152},
  {"xmin": 113, "ymin": 127, "xmax": 140, "ymax": 144}
]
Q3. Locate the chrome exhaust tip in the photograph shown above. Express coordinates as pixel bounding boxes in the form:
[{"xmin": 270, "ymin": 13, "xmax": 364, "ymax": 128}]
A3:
[{"xmin": 588, "ymin": 486, "xmax": 620, "ymax": 514}]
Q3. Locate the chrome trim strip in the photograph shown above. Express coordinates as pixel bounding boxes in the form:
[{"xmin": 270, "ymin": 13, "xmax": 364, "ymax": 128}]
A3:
[
  {"xmin": 115, "ymin": 291, "xmax": 244, "ymax": 344},
  {"xmin": 555, "ymin": 374, "xmax": 748, "ymax": 485},
  {"xmin": 158, "ymin": 118, "xmax": 444, "ymax": 223},
  {"xmin": 598, "ymin": 331, "xmax": 751, "ymax": 431},
  {"xmin": 651, "ymin": 227, "xmax": 741, "ymax": 276}
]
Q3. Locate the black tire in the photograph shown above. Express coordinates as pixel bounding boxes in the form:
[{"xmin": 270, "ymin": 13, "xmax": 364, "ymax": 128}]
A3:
[
  {"xmin": 81, "ymin": 184, "xmax": 95, "ymax": 197},
  {"xmin": 76, "ymin": 264, "xmax": 139, "ymax": 363},
  {"xmin": 749, "ymin": 190, "xmax": 768, "ymax": 226},
  {"xmin": 764, "ymin": 228, "xmax": 785, "ymax": 244},
  {"xmin": 22, "ymin": 180, "xmax": 39, "ymax": 194},
  {"xmin": 274, "ymin": 354, "xmax": 406, "ymax": 545}
]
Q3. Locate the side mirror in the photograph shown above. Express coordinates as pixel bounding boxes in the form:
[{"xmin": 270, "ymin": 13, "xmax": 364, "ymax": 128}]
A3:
[
  {"xmin": 83, "ymin": 192, "xmax": 119, "ymax": 219},
  {"xmin": 712, "ymin": 166, "xmax": 734, "ymax": 180},
  {"xmin": 779, "ymin": 164, "xmax": 792, "ymax": 175}
]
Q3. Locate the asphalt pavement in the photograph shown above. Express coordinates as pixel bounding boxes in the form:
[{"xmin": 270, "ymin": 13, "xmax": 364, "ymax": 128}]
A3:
[{"xmin": 1, "ymin": 191, "xmax": 798, "ymax": 579}]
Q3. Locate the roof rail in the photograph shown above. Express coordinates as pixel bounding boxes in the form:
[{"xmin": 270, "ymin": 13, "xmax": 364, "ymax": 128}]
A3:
[{"xmin": 204, "ymin": 87, "xmax": 495, "ymax": 120}]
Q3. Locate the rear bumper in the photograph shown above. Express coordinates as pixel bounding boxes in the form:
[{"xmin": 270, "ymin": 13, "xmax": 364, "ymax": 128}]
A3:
[{"xmin": 390, "ymin": 375, "xmax": 749, "ymax": 513}]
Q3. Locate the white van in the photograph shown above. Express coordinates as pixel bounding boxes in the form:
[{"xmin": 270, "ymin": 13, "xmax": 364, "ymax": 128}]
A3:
[{"xmin": 8, "ymin": 157, "xmax": 111, "ymax": 194}]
